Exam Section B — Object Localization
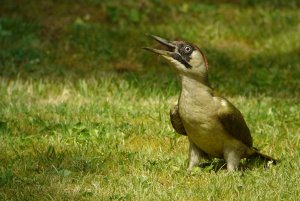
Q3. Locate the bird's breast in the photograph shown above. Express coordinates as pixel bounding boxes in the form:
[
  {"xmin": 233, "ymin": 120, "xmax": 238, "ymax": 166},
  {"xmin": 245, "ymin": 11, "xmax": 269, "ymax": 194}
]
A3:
[
  {"xmin": 178, "ymin": 91, "xmax": 230, "ymax": 157},
  {"xmin": 178, "ymin": 89, "xmax": 217, "ymax": 123}
]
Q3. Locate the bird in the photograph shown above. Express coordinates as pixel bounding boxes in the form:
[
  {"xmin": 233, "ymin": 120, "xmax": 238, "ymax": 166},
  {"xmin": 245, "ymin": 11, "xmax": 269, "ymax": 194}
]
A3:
[{"xmin": 143, "ymin": 35, "xmax": 277, "ymax": 171}]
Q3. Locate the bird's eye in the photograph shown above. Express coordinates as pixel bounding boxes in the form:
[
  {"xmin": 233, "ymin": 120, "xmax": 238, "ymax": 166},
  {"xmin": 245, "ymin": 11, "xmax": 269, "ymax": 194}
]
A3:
[{"xmin": 184, "ymin": 45, "xmax": 191, "ymax": 53}]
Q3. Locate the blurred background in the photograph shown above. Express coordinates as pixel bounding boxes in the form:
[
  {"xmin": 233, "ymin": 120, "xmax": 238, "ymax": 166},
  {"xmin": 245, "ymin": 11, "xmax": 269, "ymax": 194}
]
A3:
[
  {"xmin": 1, "ymin": 0, "xmax": 299, "ymax": 97},
  {"xmin": 1, "ymin": 1, "xmax": 300, "ymax": 200}
]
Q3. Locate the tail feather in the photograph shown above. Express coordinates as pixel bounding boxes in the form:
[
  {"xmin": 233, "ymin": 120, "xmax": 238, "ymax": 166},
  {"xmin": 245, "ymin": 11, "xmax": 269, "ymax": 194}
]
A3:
[
  {"xmin": 254, "ymin": 152, "xmax": 278, "ymax": 164},
  {"xmin": 250, "ymin": 147, "xmax": 279, "ymax": 165},
  {"xmin": 250, "ymin": 149, "xmax": 278, "ymax": 165}
]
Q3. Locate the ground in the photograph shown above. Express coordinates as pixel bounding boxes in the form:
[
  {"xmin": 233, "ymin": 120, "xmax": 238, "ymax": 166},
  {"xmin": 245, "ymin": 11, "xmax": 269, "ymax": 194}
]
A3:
[{"xmin": 0, "ymin": 0, "xmax": 300, "ymax": 200}]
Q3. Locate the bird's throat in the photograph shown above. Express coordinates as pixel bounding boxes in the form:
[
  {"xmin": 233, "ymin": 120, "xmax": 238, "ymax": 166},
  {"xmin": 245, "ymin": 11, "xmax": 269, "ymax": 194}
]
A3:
[
  {"xmin": 180, "ymin": 73, "xmax": 211, "ymax": 91},
  {"xmin": 179, "ymin": 75, "xmax": 213, "ymax": 110}
]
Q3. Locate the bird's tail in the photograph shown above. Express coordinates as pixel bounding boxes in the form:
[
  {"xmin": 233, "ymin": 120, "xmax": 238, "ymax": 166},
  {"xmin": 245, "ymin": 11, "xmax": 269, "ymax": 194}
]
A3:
[{"xmin": 248, "ymin": 147, "xmax": 278, "ymax": 165}]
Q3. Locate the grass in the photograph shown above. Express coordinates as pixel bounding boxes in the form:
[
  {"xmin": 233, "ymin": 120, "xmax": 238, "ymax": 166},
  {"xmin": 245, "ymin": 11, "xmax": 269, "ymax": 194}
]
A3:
[{"xmin": 0, "ymin": 0, "xmax": 300, "ymax": 200}]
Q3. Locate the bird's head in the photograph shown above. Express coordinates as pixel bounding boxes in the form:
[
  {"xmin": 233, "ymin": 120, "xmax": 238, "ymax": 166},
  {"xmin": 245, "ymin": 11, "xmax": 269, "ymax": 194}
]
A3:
[{"xmin": 144, "ymin": 35, "xmax": 209, "ymax": 82}]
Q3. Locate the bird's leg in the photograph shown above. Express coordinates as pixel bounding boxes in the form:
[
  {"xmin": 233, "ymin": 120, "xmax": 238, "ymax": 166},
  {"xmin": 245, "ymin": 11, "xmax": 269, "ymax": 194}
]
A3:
[
  {"xmin": 224, "ymin": 149, "xmax": 241, "ymax": 171},
  {"xmin": 187, "ymin": 140, "xmax": 207, "ymax": 172}
]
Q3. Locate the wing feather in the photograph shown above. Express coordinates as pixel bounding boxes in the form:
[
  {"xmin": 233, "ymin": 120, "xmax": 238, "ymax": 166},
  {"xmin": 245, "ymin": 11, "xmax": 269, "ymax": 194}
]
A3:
[
  {"xmin": 170, "ymin": 104, "xmax": 187, "ymax": 136},
  {"xmin": 216, "ymin": 97, "xmax": 253, "ymax": 147}
]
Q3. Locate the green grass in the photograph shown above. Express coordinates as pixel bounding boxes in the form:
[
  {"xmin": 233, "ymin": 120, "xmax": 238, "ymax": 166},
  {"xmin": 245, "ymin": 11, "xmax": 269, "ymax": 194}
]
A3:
[{"xmin": 0, "ymin": 0, "xmax": 300, "ymax": 200}]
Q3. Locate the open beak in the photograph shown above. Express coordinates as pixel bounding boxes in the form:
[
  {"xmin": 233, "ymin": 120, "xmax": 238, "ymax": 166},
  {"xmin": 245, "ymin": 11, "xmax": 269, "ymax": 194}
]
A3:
[
  {"xmin": 143, "ymin": 34, "xmax": 192, "ymax": 68},
  {"xmin": 143, "ymin": 35, "xmax": 176, "ymax": 57}
]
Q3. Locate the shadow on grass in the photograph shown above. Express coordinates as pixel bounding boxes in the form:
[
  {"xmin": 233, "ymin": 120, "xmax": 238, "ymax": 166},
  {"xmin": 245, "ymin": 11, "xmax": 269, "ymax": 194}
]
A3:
[
  {"xmin": 1, "ymin": 46, "xmax": 298, "ymax": 99},
  {"xmin": 199, "ymin": 0, "xmax": 300, "ymax": 8},
  {"xmin": 0, "ymin": 0, "xmax": 299, "ymax": 99},
  {"xmin": 197, "ymin": 157, "xmax": 277, "ymax": 173},
  {"xmin": 206, "ymin": 46, "xmax": 300, "ymax": 98},
  {"xmin": 122, "ymin": 46, "xmax": 300, "ymax": 99}
]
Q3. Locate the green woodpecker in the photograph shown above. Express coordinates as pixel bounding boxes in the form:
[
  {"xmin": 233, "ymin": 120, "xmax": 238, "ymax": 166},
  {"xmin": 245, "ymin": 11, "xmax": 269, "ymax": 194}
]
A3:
[{"xmin": 144, "ymin": 35, "xmax": 277, "ymax": 171}]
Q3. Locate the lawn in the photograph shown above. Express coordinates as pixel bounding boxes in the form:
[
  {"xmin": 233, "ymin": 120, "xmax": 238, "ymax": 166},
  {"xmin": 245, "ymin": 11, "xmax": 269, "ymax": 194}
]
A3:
[{"xmin": 0, "ymin": 0, "xmax": 300, "ymax": 200}]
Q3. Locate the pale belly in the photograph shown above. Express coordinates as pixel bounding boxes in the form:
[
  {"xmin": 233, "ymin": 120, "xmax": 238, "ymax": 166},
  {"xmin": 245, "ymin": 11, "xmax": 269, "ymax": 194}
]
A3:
[
  {"xmin": 178, "ymin": 89, "xmax": 241, "ymax": 158},
  {"xmin": 179, "ymin": 99, "xmax": 233, "ymax": 158},
  {"xmin": 183, "ymin": 119, "xmax": 230, "ymax": 158}
]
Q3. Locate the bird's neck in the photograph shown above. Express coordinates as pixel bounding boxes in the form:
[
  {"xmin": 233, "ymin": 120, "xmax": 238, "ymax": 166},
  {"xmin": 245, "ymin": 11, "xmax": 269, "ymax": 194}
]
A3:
[
  {"xmin": 180, "ymin": 73, "xmax": 211, "ymax": 92},
  {"xmin": 180, "ymin": 74, "xmax": 213, "ymax": 101},
  {"xmin": 179, "ymin": 74, "xmax": 214, "ymax": 121}
]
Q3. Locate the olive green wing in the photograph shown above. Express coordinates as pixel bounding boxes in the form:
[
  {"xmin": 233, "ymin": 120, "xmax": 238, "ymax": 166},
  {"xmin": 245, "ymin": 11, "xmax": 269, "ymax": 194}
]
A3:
[
  {"xmin": 216, "ymin": 97, "xmax": 253, "ymax": 147},
  {"xmin": 170, "ymin": 104, "xmax": 187, "ymax": 136}
]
